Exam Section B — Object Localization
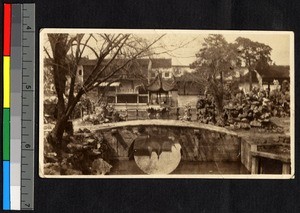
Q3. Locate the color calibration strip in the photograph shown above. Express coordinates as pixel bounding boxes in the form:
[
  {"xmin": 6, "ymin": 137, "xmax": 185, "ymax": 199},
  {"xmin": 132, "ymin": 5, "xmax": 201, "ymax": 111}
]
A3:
[
  {"xmin": 2, "ymin": 3, "xmax": 35, "ymax": 210},
  {"xmin": 11, "ymin": 4, "xmax": 22, "ymax": 210},
  {"xmin": 3, "ymin": 3, "xmax": 11, "ymax": 210},
  {"xmin": 20, "ymin": 4, "xmax": 35, "ymax": 210}
]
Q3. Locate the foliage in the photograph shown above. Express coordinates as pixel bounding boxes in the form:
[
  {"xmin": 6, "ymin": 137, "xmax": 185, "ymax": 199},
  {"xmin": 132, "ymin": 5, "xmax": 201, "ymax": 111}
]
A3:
[
  {"xmin": 44, "ymin": 130, "xmax": 114, "ymax": 175},
  {"xmin": 191, "ymin": 34, "xmax": 238, "ymax": 125},
  {"xmin": 235, "ymin": 37, "xmax": 272, "ymax": 90},
  {"xmin": 191, "ymin": 34, "xmax": 273, "ymax": 125}
]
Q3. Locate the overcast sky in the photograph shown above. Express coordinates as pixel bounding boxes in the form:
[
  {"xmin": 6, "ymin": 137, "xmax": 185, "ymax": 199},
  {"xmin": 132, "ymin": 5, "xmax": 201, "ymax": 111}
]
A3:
[
  {"xmin": 145, "ymin": 33, "xmax": 291, "ymax": 66},
  {"xmin": 42, "ymin": 30, "xmax": 292, "ymax": 66}
]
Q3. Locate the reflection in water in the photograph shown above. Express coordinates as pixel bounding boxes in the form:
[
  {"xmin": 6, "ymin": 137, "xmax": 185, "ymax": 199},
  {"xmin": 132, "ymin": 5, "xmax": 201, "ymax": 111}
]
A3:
[
  {"xmin": 172, "ymin": 161, "xmax": 250, "ymax": 174},
  {"xmin": 134, "ymin": 143, "xmax": 182, "ymax": 174},
  {"xmin": 110, "ymin": 127, "xmax": 250, "ymax": 175},
  {"xmin": 131, "ymin": 132, "xmax": 182, "ymax": 174},
  {"xmin": 109, "ymin": 160, "xmax": 250, "ymax": 175}
]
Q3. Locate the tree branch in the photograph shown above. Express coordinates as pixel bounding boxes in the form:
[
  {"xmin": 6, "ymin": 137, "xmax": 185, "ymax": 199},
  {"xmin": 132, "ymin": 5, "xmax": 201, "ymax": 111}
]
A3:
[
  {"xmin": 85, "ymin": 35, "xmax": 131, "ymax": 90},
  {"xmin": 85, "ymin": 34, "xmax": 166, "ymax": 92},
  {"xmin": 44, "ymin": 47, "xmax": 53, "ymax": 59},
  {"xmin": 82, "ymin": 34, "xmax": 126, "ymax": 88}
]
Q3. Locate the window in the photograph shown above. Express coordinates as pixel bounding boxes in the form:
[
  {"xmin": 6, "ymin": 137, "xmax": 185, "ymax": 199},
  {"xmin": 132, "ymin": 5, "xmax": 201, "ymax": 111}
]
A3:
[
  {"xmin": 164, "ymin": 72, "xmax": 170, "ymax": 78},
  {"xmin": 117, "ymin": 94, "xmax": 138, "ymax": 103},
  {"xmin": 78, "ymin": 69, "xmax": 82, "ymax": 75},
  {"xmin": 139, "ymin": 96, "xmax": 148, "ymax": 103}
]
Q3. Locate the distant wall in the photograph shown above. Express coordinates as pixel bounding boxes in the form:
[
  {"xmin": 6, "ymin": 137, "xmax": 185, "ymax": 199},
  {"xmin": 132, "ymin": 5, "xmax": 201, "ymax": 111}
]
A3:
[{"xmin": 177, "ymin": 95, "xmax": 198, "ymax": 108}]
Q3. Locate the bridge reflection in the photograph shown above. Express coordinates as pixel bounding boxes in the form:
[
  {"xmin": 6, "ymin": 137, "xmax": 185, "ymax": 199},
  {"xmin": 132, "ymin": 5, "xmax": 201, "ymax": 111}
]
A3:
[
  {"xmin": 132, "ymin": 133, "xmax": 182, "ymax": 174},
  {"xmin": 92, "ymin": 119, "xmax": 244, "ymax": 175},
  {"xmin": 109, "ymin": 160, "xmax": 249, "ymax": 175}
]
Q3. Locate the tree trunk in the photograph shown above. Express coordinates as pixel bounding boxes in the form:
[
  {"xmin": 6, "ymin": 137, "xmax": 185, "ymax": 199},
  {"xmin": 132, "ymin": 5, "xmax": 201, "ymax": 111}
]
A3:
[
  {"xmin": 47, "ymin": 115, "xmax": 68, "ymax": 174},
  {"xmin": 220, "ymin": 71, "xmax": 223, "ymax": 86},
  {"xmin": 47, "ymin": 89, "xmax": 84, "ymax": 175},
  {"xmin": 213, "ymin": 81, "xmax": 224, "ymax": 126},
  {"xmin": 215, "ymin": 98, "xmax": 224, "ymax": 127},
  {"xmin": 249, "ymin": 68, "xmax": 253, "ymax": 91},
  {"xmin": 48, "ymin": 115, "xmax": 68, "ymax": 153}
]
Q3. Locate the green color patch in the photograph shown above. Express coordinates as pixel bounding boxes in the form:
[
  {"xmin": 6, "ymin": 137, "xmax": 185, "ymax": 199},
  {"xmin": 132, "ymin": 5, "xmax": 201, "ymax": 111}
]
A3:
[{"xmin": 3, "ymin": 108, "xmax": 10, "ymax": 160}]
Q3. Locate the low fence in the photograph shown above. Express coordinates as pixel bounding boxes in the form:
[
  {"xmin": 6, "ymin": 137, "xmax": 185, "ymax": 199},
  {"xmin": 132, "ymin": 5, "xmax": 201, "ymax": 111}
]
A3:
[
  {"xmin": 241, "ymin": 137, "xmax": 291, "ymax": 174},
  {"xmin": 117, "ymin": 107, "xmax": 198, "ymax": 121}
]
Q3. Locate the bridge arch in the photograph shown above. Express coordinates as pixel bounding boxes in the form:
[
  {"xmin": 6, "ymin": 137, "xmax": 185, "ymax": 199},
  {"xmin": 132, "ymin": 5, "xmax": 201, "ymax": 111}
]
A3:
[{"xmin": 87, "ymin": 119, "xmax": 241, "ymax": 162}]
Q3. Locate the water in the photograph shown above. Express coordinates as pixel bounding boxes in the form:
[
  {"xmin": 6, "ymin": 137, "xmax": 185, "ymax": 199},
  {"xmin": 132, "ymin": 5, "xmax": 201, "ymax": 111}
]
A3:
[
  {"xmin": 134, "ymin": 143, "xmax": 182, "ymax": 174},
  {"xmin": 109, "ymin": 132, "xmax": 250, "ymax": 175},
  {"xmin": 109, "ymin": 160, "xmax": 250, "ymax": 175}
]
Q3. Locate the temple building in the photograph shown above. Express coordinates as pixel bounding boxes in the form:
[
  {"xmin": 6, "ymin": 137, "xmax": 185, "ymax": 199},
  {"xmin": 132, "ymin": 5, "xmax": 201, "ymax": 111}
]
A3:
[{"xmin": 78, "ymin": 58, "xmax": 178, "ymax": 110}]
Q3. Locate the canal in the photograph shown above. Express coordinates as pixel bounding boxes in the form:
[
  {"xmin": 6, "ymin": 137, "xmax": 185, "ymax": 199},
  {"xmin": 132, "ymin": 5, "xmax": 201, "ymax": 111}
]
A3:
[{"xmin": 109, "ymin": 160, "xmax": 250, "ymax": 175}]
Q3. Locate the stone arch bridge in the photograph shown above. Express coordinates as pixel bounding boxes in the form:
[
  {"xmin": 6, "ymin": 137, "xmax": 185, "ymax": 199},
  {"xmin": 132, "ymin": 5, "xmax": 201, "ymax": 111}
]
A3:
[{"xmin": 78, "ymin": 120, "xmax": 241, "ymax": 162}]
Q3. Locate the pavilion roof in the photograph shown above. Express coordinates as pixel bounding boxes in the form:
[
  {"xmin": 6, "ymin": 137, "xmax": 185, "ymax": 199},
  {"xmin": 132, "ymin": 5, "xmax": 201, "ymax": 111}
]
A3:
[{"xmin": 146, "ymin": 73, "xmax": 177, "ymax": 92}]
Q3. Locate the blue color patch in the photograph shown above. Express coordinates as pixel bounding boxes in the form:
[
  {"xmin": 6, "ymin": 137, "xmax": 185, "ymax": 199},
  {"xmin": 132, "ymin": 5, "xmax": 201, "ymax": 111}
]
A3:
[{"xmin": 3, "ymin": 161, "xmax": 10, "ymax": 210}]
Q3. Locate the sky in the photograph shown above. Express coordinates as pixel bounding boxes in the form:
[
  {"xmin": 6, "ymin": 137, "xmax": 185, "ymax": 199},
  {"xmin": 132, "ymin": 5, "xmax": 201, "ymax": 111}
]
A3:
[
  {"xmin": 145, "ymin": 33, "xmax": 291, "ymax": 66},
  {"xmin": 42, "ymin": 30, "xmax": 292, "ymax": 66}
]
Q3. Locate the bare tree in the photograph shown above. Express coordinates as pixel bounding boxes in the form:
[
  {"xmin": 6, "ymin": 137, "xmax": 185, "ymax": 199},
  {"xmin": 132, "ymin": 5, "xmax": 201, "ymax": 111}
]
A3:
[{"xmin": 44, "ymin": 33, "xmax": 165, "ymax": 161}]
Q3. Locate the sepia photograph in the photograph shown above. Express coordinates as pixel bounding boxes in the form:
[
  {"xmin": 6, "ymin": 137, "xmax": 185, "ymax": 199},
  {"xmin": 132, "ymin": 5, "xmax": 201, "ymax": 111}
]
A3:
[{"xmin": 39, "ymin": 29, "xmax": 294, "ymax": 178}]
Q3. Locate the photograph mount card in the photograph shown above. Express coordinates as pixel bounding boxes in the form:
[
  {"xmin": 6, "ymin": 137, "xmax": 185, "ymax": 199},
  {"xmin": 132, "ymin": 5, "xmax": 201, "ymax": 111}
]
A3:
[{"xmin": 39, "ymin": 29, "xmax": 294, "ymax": 179}]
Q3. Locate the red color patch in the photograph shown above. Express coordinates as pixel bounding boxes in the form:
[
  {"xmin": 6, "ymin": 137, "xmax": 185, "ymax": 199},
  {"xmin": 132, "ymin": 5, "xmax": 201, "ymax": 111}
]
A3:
[{"xmin": 3, "ymin": 4, "xmax": 11, "ymax": 56}]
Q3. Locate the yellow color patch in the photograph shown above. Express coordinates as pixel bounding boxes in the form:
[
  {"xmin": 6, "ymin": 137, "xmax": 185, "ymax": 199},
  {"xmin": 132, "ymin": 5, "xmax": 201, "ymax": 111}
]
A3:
[{"xmin": 3, "ymin": 56, "xmax": 10, "ymax": 108}]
